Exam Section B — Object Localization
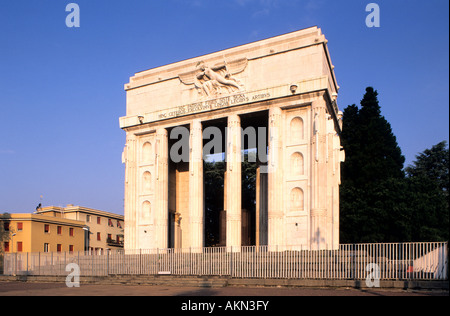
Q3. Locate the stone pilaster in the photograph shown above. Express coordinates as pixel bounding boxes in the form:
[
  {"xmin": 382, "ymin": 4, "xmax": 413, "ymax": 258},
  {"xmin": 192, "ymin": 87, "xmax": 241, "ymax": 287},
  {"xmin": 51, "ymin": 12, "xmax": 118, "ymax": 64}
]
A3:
[
  {"xmin": 268, "ymin": 107, "xmax": 284, "ymax": 249},
  {"xmin": 189, "ymin": 119, "xmax": 204, "ymax": 250},
  {"xmin": 155, "ymin": 127, "xmax": 169, "ymax": 249},
  {"xmin": 123, "ymin": 134, "xmax": 137, "ymax": 252},
  {"xmin": 226, "ymin": 114, "xmax": 242, "ymax": 250},
  {"xmin": 310, "ymin": 96, "xmax": 328, "ymax": 250}
]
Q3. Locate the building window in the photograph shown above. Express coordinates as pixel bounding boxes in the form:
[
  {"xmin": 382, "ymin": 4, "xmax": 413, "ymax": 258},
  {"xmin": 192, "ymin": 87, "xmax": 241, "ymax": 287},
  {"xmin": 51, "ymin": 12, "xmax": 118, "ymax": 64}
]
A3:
[
  {"xmin": 17, "ymin": 242, "xmax": 23, "ymax": 252},
  {"xmin": 86, "ymin": 215, "xmax": 91, "ymax": 222},
  {"xmin": 44, "ymin": 224, "xmax": 50, "ymax": 233},
  {"xmin": 117, "ymin": 220, "xmax": 122, "ymax": 228},
  {"xmin": 108, "ymin": 219, "xmax": 114, "ymax": 227},
  {"xmin": 3, "ymin": 222, "xmax": 9, "ymax": 231},
  {"xmin": 4, "ymin": 242, "xmax": 9, "ymax": 252},
  {"xmin": 97, "ymin": 217, "xmax": 101, "ymax": 225},
  {"xmin": 17, "ymin": 222, "xmax": 23, "ymax": 231},
  {"xmin": 69, "ymin": 245, "xmax": 74, "ymax": 253},
  {"xmin": 57, "ymin": 226, "xmax": 62, "ymax": 235},
  {"xmin": 69, "ymin": 228, "xmax": 74, "ymax": 237},
  {"xmin": 44, "ymin": 243, "xmax": 49, "ymax": 252},
  {"xmin": 97, "ymin": 232, "xmax": 101, "ymax": 241},
  {"xmin": 57, "ymin": 244, "xmax": 62, "ymax": 252}
]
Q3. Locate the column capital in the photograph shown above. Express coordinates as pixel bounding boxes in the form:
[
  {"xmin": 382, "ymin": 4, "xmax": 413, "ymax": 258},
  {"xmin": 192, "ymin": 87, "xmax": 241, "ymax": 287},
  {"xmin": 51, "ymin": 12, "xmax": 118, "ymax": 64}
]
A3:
[{"xmin": 227, "ymin": 114, "xmax": 241, "ymax": 127}]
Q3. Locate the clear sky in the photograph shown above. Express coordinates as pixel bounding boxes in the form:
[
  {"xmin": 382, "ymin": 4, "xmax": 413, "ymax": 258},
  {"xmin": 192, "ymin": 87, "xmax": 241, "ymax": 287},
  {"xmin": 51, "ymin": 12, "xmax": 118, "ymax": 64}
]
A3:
[{"xmin": 0, "ymin": 0, "xmax": 448, "ymax": 215}]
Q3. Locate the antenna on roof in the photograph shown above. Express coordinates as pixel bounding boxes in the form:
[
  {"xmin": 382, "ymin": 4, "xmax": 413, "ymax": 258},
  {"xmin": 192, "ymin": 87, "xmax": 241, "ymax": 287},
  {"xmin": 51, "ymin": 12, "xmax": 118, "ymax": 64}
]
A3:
[{"xmin": 34, "ymin": 195, "xmax": 43, "ymax": 213}]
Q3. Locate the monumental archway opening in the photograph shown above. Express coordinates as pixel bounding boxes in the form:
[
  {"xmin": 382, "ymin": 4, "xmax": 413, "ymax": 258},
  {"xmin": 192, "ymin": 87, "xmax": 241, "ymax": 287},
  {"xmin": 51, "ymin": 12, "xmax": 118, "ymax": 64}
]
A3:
[
  {"xmin": 168, "ymin": 124, "xmax": 190, "ymax": 249},
  {"xmin": 202, "ymin": 111, "xmax": 269, "ymax": 248},
  {"xmin": 203, "ymin": 118, "xmax": 227, "ymax": 247},
  {"xmin": 240, "ymin": 110, "xmax": 269, "ymax": 247}
]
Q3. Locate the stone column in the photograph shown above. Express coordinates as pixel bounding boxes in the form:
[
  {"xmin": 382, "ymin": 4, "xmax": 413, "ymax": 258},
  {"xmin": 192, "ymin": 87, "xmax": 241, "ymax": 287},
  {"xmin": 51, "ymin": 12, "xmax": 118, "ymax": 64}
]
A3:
[
  {"xmin": 155, "ymin": 127, "xmax": 169, "ymax": 249},
  {"xmin": 226, "ymin": 114, "xmax": 242, "ymax": 250},
  {"xmin": 256, "ymin": 165, "xmax": 268, "ymax": 247},
  {"xmin": 123, "ymin": 134, "xmax": 137, "ymax": 252},
  {"xmin": 189, "ymin": 119, "xmax": 204, "ymax": 250},
  {"xmin": 268, "ymin": 107, "xmax": 284, "ymax": 250},
  {"xmin": 310, "ymin": 96, "xmax": 328, "ymax": 250}
]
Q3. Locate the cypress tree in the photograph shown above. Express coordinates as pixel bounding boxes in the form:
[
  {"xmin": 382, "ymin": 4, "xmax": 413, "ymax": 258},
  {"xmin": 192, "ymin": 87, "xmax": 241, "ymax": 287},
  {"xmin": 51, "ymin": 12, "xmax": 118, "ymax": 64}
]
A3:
[
  {"xmin": 341, "ymin": 87, "xmax": 405, "ymax": 188},
  {"xmin": 340, "ymin": 87, "xmax": 406, "ymax": 243}
]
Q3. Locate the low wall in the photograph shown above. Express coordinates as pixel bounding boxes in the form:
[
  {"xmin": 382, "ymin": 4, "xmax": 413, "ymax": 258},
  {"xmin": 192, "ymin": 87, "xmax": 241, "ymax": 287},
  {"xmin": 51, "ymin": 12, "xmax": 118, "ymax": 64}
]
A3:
[{"xmin": 0, "ymin": 274, "xmax": 448, "ymax": 291}]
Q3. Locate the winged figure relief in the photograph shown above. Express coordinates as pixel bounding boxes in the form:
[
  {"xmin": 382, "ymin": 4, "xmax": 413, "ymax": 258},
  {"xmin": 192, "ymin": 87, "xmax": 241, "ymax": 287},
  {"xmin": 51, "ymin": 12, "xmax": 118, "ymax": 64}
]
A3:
[{"xmin": 179, "ymin": 58, "xmax": 247, "ymax": 98}]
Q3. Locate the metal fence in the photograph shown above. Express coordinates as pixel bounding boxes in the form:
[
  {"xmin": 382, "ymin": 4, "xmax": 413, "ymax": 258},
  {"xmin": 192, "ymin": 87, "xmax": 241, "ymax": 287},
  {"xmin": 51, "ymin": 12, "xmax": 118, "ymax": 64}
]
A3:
[{"xmin": 2, "ymin": 242, "xmax": 448, "ymax": 281}]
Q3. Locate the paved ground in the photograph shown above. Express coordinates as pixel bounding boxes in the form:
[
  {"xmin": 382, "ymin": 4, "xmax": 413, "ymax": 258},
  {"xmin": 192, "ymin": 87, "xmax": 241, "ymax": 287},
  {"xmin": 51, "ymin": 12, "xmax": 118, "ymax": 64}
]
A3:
[{"xmin": 0, "ymin": 281, "xmax": 447, "ymax": 296}]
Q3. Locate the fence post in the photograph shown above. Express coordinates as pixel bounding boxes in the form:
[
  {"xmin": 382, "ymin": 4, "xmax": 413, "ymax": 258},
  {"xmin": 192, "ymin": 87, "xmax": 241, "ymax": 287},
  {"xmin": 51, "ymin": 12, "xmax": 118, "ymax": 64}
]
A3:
[
  {"xmin": 107, "ymin": 251, "xmax": 109, "ymax": 276},
  {"xmin": 230, "ymin": 246, "xmax": 233, "ymax": 277},
  {"xmin": 189, "ymin": 247, "xmax": 192, "ymax": 275},
  {"xmin": 157, "ymin": 248, "xmax": 159, "ymax": 274},
  {"xmin": 352, "ymin": 244, "xmax": 356, "ymax": 280}
]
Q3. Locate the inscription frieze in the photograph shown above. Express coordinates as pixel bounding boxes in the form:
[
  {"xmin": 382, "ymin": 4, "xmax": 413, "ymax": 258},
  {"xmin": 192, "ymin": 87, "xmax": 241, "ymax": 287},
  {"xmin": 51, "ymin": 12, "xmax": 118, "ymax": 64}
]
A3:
[{"xmin": 157, "ymin": 91, "xmax": 270, "ymax": 120}]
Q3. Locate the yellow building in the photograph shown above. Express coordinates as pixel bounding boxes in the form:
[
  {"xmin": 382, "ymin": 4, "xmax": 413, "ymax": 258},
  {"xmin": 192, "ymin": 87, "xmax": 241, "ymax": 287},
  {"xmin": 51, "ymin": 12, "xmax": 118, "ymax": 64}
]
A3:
[
  {"xmin": 0, "ymin": 213, "xmax": 85, "ymax": 254},
  {"xmin": 37, "ymin": 205, "xmax": 124, "ymax": 254}
]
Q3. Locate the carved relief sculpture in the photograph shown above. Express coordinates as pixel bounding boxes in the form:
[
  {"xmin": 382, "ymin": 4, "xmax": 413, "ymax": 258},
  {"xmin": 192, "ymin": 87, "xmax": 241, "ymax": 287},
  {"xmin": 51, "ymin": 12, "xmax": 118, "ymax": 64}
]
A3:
[{"xmin": 179, "ymin": 58, "xmax": 247, "ymax": 98}]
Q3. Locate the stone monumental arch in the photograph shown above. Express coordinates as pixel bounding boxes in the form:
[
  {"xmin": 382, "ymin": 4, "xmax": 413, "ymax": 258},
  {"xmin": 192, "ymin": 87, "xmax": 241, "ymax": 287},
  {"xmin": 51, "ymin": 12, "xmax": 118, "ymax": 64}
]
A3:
[{"xmin": 120, "ymin": 27, "xmax": 345, "ymax": 252}]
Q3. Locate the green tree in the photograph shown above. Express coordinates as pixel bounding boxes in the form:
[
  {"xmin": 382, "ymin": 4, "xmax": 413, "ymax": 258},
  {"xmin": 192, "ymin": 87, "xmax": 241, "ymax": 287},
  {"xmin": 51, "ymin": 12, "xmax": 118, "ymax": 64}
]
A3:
[
  {"xmin": 340, "ymin": 87, "xmax": 406, "ymax": 243},
  {"xmin": 340, "ymin": 87, "xmax": 449, "ymax": 243},
  {"xmin": 405, "ymin": 141, "xmax": 449, "ymax": 241},
  {"xmin": 0, "ymin": 213, "xmax": 12, "ymax": 253},
  {"xmin": 341, "ymin": 87, "xmax": 405, "ymax": 188},
  {"xmin": 405, "ymin": 141, "xmax": 449, "ymax": 195},
  {"xmin": 0, "ymin": 213, "xmax": 12, "ymax": 273}
]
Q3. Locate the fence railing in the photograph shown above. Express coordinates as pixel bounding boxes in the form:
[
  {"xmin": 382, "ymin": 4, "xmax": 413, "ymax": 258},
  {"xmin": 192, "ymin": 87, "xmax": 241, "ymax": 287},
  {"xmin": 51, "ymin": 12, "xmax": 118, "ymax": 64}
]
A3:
[{"xmin": 2, "ymin": 242, "xmax": 448, "ymax": 281}]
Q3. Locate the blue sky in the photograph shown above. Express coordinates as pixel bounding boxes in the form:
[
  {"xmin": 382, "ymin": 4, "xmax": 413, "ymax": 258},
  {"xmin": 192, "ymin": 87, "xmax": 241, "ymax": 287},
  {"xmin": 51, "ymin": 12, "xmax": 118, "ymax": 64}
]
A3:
[{"xmin": 0, "ymin": 0, "xmax": 448, "ymax": 215}]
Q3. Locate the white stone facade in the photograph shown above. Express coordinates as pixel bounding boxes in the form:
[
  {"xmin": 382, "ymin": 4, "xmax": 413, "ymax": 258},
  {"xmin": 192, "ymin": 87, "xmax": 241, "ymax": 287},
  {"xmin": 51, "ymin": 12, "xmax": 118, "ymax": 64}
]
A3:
[{"xmin": 120, "ymin": 27, "xmax": 344, "ymax": 251}]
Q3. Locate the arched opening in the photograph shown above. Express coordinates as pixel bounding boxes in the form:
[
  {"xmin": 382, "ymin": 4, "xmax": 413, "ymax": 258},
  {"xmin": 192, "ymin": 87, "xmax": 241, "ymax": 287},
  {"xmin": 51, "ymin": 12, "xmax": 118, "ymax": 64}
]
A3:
[
  {"xmin": 291, "ymin": 152, "xmax": 304, "ymax": 176},
  {"xmin": 143, "ymin": 171, "xmax": 152, "ymax": 193},
  {"xmin": 290, "ymin": 187, "xmax": 304, "ymax": 211},
  {"xmin": 290, "ymin": 117, "xmax": 304, "ymax": 143},
  {"xmin": 142, "ymin": 142, "xmax": 152, "ymax": 162}
]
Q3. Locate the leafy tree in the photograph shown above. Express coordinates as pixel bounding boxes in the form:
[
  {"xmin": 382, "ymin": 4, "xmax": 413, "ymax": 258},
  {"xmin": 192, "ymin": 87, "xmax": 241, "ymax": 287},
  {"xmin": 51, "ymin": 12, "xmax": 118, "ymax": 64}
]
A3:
[
  {"xmin": 0, "ymin": 213, "xmax": 12, "ymax": 273},
  {"xmin": 405, "ymin": 141, "xmax": 449, "ymax": 195},
  {"xmin": 341, "ymin": 87, "xmax": 405, "ymax": 188},
  {"xmin": 340, "ymin": 87, "xmax": 449, "ymax": 243},
  {"xmin": 0, "ymin": 213, "xmax": 12, "ymax": 253},
  {"xmin": 405, "ymin": 141, "xmax": 449, "ymax": 241},
  {"xmin": 340, "ymin": 87, "xmax": 406, "ymax": 243}
]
